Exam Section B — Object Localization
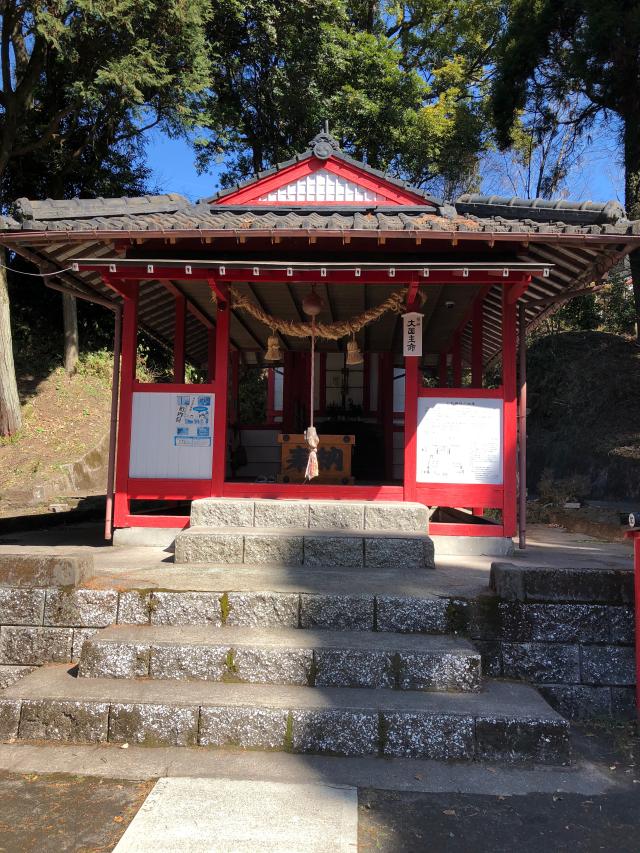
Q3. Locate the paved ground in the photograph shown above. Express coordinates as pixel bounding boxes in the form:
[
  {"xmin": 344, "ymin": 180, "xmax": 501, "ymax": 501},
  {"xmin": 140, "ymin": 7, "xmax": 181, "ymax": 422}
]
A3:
[
  {"xmin": 0, "ymin": 722, "xmax": 637, "ymax": 851},
  {"xmin": 0, "ymin": 522, "xmax": 633, "ymax": 599}
]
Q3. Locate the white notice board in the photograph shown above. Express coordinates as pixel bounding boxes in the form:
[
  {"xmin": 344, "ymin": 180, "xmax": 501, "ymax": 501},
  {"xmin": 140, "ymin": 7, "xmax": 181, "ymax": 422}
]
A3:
[
  {"xmin": 416, "ymin": 397, "xmax": 503, "ymax": 485},
  {"xmin": 129, "ymin": 391, "xmax": 214, "ymax": 479}
]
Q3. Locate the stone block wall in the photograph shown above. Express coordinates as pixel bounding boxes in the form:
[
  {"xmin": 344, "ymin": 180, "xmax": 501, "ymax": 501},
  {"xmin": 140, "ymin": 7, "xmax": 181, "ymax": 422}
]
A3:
[{"xmin": 463, "ymin": 564, "xmax": 636, "ymax": 719}]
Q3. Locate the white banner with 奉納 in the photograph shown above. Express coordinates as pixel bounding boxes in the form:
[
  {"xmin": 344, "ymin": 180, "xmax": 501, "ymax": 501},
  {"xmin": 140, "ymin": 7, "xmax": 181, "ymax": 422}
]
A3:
[{"xmin": 416, "ymin": 396, "xmax": 503, "ymax": 485}]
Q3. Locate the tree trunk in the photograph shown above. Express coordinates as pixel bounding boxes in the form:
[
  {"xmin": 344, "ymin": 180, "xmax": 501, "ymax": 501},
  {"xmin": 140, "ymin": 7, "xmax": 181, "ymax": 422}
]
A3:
[
  {"xmin": 62, "ymin": 292, "xmax": 79, "ymax": 376},
  {"xmin": 0, "ymin": 255, "xmax": 22, "ymax": 436},
  {"xmin": 624, "ymin": 110, "xmax": 640, "ymax": 344}
]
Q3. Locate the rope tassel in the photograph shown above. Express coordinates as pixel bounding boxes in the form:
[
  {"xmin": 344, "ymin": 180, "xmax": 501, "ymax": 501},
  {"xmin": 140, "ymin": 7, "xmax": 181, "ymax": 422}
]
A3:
[{"xmin": 304, "ymin": 316, "xmax": 319, "ymax": 481}]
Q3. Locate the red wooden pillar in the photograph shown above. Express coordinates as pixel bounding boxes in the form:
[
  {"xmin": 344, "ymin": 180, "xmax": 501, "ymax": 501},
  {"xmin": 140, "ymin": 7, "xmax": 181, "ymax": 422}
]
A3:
[
  {"xmin": 438, "ymin": 352, "xmax": 448, "ymax": 387},
  {"xmin": 472, "ymin": 297, "xmax": 484, "ymax": 388},
  {"xmin": 211, "ymin": 286, "xmax": 230, "ymax": 496},
  {"xmin": 113, "ymin": 281, "xmax": 138, "ymax": 528},
  {"xmin": 380, "ymin": 352, "xmax": 394, "ymax": 481},
  {"xmin": 207, "ymin": 328, "xmax": 216, "ymax": 383},
  {"xmin": 452, "ymin": 333, "xmax": 462, "ymax": 387},
  {"xmin": 403, "ymin": 355, "xmax": 419, "ymax": 502},
  {"xmin": 472, "ymin": 297, "xmax": 485, "ymax": 516},
  {"xmin": 624, "ymin": 529, "xmax": 640, "ymax": 717},
  {"xmin": 502, "ymin": 287, "xmax": 518, "ymax": 537},
  {"xmin": 173, "ymin": 293, "xmax": 186, "ymax": 383}
]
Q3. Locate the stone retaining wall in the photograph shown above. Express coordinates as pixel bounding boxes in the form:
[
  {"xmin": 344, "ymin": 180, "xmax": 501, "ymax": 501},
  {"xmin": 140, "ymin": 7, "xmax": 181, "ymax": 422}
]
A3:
[{"xmin": 468, "ymin": 564, "xmax": 636, "ymax": 719}]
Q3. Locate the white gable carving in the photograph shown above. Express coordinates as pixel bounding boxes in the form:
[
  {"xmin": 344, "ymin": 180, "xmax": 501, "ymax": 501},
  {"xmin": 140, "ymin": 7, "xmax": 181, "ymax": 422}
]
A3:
[{"xmin": 258, "ymin": 169, "xmax": 383, "ymax": 203}]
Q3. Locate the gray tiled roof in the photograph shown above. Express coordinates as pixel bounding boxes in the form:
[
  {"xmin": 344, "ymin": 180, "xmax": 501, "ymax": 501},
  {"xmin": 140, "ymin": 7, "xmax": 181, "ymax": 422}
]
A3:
[
  {"xmin": 2, "ymin": 200, "xmax": 636, "ymax": 236},
  {"xmin": 456, "ymin": 194, "xmax": 626, "ymax": 225},
  {"xmin": 3, "ymin": 131, "xmax": 632, "ymax": 236}
]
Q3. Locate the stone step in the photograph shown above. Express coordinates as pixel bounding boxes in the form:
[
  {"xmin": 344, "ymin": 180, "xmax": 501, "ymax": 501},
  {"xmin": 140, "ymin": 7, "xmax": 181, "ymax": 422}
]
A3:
[
  {"xmin": 77, "ymin": 626, "xmax": 481, "ymax": 692},
  {"xmin": 174, "ymin": 527, "xmax": 435, "ymax": 569},
  {"xmin": 189, "ymin": 499, "xmax": 429, "ymax": 533},
  {"xmin": 0, "ymin": 665, "xmax": 570, "ymax": 764}
]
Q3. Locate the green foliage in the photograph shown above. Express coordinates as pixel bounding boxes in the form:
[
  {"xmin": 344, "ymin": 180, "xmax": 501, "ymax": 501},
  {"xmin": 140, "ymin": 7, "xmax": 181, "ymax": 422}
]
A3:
[
  {"xmin": 0, "ymin": 0, "xmax": 211, "ymax": 200},
  {"xmin": 238, "ymin": 366, "xmax": 267, "ymax": 424},
  {"xmin": 537, "ymin": 468, "xmax": 591, "ymax": 505},
  {"xmin": 526, "ymin": 331, "xmax": 640, "ymax": 499},
  {"xmin": 533, "ymin": 265, "xmax": 635, "ymax": 338},
  {"xmin": 196, "ymin": 0, "xmax": 500, "ymax": 196}
]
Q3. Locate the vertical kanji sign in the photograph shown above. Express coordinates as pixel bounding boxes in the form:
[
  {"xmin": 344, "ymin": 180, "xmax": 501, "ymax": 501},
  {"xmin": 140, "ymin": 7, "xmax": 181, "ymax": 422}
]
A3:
[{"xmin": 402, "ymin": 311, "xmax": 423, "ymax": 357}]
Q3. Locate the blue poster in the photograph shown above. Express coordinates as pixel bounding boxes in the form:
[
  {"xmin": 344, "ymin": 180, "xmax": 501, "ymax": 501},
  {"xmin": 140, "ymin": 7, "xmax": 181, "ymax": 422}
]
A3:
[{"xmin": 174, "ymin": 395, "xmax": 212, "ymax": 447}]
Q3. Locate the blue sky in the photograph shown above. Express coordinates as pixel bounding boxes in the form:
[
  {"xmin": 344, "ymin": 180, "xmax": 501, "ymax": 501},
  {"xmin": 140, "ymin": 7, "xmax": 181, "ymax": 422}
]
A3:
[{"xmin": 145, "ymin": 128, "xmax": 625, "ymax": 206}]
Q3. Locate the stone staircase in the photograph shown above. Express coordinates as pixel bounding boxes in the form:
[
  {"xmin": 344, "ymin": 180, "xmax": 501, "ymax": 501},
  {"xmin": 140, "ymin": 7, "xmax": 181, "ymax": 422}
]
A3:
[
  {"xmin": 0, "ymin": 499, "xmax": 572, "ymax": 764},
  {"xmin": 0, "ymin": 588, "xmax": 570, "ymax": 764},
  {"xmin": 174, "ymin": 499, "xmax": 436, "ymax": 569}
]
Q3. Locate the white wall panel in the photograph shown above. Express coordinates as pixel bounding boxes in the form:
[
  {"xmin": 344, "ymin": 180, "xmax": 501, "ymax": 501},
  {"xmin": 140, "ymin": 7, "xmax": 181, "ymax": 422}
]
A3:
[
  {"xmin": 416, "ymin": 397, "xmax": 503, "ymax": 485},
  {"xmin": 129, "ymin": 392, "xmax": 214, "ymax": 480}
]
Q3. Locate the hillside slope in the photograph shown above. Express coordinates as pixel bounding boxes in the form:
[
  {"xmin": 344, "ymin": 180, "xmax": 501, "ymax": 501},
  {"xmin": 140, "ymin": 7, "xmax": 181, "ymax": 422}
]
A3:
[
  {"xmin": 0, "ymin": 359, "xmax": 111, "ymax": 513},
  {"xmin": 527, "ymin": 331, "xmax": 640, "ymax": 500}
]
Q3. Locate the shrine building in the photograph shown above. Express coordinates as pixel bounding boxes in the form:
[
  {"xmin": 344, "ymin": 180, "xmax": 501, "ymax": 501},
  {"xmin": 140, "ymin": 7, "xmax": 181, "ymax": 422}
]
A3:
[{"xmin": 2, "ymin": 129, "xmax": 638, "ymax": 554}]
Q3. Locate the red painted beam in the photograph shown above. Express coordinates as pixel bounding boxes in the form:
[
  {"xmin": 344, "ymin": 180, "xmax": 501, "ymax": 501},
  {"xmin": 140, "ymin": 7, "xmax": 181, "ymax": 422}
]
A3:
[
  {"xmin": 507, "ymin": 275, "xmax": 532, "ymax": 304},
  {"xmin": 502, "ymin": 287, "xmax": 518, "ymax": 538},
  {"xmin": 160, "ymin": 280, "xmax": 214, "ymax": 330},
  {"xmin": 84, "ymin": 266, "xmax": 537, "ymax": 287},
  {"xmin": 207, "ymin": 328, "xmax": 216, "ymax": 382},
  {"xmin": 211, "ymin": 285, "xmax": 230, "ymax": 495},
  {"xmin": 403, "ymin": 356, "xmax": 419, "ymax": 501},
  {"xmin": 113, "ymin": 281, "xmax": 138, "ymax": 528}
]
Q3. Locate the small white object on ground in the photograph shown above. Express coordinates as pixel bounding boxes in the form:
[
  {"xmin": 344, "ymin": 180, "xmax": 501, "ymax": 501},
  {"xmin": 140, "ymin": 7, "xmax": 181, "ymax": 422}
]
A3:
[{"xmin": 113, "ymin": 777, "xmax": 358, "ymax": 852}]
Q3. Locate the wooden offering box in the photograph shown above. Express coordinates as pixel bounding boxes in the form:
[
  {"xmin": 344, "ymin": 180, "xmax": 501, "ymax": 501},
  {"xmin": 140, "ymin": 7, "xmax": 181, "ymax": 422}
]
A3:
[{"xmin": 277, "ymin": 434, "xmax": 355, "ymax": 484}]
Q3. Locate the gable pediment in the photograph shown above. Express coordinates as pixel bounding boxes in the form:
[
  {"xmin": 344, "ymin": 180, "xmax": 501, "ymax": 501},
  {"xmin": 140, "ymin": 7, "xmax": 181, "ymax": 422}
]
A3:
[
  {"xmin": 258, "ymin": 168, "xmax": 383, "ymax": 204},
  {"xmin": 210, "ymin": 130, "xmax": 439, "ymax": 208}
]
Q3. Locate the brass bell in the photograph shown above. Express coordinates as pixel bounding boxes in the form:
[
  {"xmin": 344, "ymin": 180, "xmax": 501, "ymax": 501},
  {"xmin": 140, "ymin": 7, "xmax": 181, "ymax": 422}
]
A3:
[
  {"xmin": 264, "ymin": 334, "xmax": 282, "ymax": 362},
  {"xmin": 346, "ymin": 336, "xmax": 363, "ymax": 365}
]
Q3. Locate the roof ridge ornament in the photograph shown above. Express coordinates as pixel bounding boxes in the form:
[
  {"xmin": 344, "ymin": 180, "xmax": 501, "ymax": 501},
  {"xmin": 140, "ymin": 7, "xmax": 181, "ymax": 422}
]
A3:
[{"xmin": 309, "ymin": 121, "xmax": 341, "ymax": 160}]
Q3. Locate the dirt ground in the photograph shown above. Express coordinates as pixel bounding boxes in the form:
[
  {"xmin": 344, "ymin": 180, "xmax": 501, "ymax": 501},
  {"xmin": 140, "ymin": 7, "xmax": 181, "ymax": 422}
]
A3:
[
  {"xmin": 358, "ymin": 788, "xmax": 640, "ymax": 852},
  {"xmin": 0, "ymin": 366, "xmax": 109, "ymax": 512},
  {"xmin": 0, "ymin": 772, "xmax": 153, "ymax": 853},
  {"xmin": 359, "ymin": 722, "xmax": 640, "ymax": 853}
]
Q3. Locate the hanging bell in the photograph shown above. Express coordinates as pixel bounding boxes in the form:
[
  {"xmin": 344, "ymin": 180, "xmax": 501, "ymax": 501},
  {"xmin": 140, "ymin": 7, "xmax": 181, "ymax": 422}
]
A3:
[
  {"xmin": 302, "ymin": 285, "xmax": 324, "ymax": 317},
  {"xmin": 264, "ymin": 334, "xmax": 282, "ymax": 362},
  {"xmin": 346, "ymin": 336, "xmax": 364, "ymax": 365}
]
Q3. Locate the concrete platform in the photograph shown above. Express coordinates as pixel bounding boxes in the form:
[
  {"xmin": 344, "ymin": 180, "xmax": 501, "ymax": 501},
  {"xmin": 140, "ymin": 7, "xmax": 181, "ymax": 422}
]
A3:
[
  {"xmin": 0, "ymin": 522, "xmax": 633, "ymax": 601},
  {"xmin": 112, "ymin": 777, "xmax": 358, "ymax": 853}
]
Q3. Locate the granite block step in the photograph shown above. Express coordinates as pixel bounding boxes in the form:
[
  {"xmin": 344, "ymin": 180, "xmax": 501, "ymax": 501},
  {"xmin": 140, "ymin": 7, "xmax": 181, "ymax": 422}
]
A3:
[
  {"xmin": 77, "ymin": 626, "xmax": 481, "ymax": 692},
  {"xmin": 0, "ymin": 664, "xmax": 570, "ymax": 764},
  {"xmin": 174, "ymin": 527, "xmax": 435, "ymax": 569},
  {"xmin": 189, "ymin": 499, "xmax": 430, "ymax": 533}
]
